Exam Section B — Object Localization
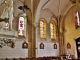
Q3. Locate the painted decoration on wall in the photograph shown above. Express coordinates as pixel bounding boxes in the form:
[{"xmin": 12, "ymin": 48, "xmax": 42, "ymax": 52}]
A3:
[
  {"xmin": 18, "ymin": 13, "xmax": 27, "ymax": 38},
  {"xmin": 74, "ymin": 11, "xmax": 80, "ymax": 29},
  {"xmin": 40, "ymin": 42, "xmax": 44, "ymax": 49},
  {"xmin": 54, "ymin": 43, "xmax": 57, "ymax": 49},
  {"xmin": 67, "ymin": 42, "xmax": 71, "ymax": 49},
  {"xmin": 22, "ymin": 41, "xmax": 28, "ymax": 48}
]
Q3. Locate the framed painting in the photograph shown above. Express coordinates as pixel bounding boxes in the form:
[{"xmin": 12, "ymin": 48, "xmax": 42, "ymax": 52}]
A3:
[
  {"xmin": 22, "ymin": 41, "xmax": 28, "ymax": 49},
  {"xmin": 67, "ymin": 42, "xmax": 71, "ymax": 49},
  {"xmin": 40, "ymin": 42, "xmax": 44, "ymax": 49},
  {"xmin": 54, "ymin": 43, "xmax": 57, "ymax": 49}
]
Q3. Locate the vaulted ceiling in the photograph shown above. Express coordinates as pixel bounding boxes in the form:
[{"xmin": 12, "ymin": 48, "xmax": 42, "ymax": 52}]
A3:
[
  {"xmin": 40, "ymin": 0, "xmax": 70, "ymax": 17},
  {"xmin": 0, "ymin": 0, "xmax": 77, "ymax": 22},
  {"xmin": 34, "ymin": 0, "xmax": 76, "ymax": 23}
]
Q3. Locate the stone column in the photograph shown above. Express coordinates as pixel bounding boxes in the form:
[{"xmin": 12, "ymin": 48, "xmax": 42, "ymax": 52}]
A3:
[
  {"xmin": 59, "ymin": 15, "xmax": 66, "ymax": 55},
  {"xmin": 26, "ymin": 9, "xmax": 35, "ymax": 58},
  {"xmin": 59, "ymin": 29, "xmax": 65, "ymax": 55}
]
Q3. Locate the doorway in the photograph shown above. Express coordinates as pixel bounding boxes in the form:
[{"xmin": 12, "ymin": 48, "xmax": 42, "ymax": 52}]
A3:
[{"xmin": 75, "ymin": 37, "xmax": 80, "ymax": 59}]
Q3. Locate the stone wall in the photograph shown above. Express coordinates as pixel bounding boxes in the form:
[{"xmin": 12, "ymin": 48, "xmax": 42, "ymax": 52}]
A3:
[{"xmin": 64, "ymin": 6, "xmax": 79, "ymax": 58}]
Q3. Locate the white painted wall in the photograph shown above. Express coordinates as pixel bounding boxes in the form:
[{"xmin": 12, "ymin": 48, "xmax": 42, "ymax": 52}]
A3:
[
  {"xmin": 37, "ymin": 42, "xmax": 59, "ymax": 57},
  {"xmin": 0, "ymin": 41, "xmax": 28, "ymax": 58},
  {"xmin": 35, "ymin": 0, "xmax": 59, "ymax": 57}
]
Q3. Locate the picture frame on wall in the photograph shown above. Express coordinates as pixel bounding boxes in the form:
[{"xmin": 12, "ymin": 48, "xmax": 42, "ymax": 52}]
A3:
[
  {"xmin": 11, "ymin": 41, "xmax": 15, "ymax": 48},
  {"xmin": 40, "ymin": 42, "xmax": 44, "ymax": 49},
  {"xmin": 54, "ymin": 43, "xmax": 57, "ymax": 49},
  {"xmin": 67, "ymin": 42, "xmax": 71, "ymax": 49},
  {"xmin": 22, "ymin": 41, "xmax": 28, "ymax": 49}
]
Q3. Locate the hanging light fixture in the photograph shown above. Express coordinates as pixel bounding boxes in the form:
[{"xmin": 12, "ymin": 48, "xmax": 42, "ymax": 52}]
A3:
[
  {"xmin": 18, "ymin": 5, "xmax": 30, "ymax": 12},
  {"xmin": 18, "ymin": 4, "xmax": 30, "ymax": 37}
]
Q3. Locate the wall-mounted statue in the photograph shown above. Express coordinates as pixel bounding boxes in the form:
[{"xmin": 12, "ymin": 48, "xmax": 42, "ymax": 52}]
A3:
[{"xmin": 0, "ymin": 0, "xmax": 13, "ymax": 30}]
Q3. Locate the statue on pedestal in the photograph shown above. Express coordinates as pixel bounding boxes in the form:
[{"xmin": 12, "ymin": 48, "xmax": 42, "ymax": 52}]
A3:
[{"xmin": 0, "ymin": 0, "xmax": 13, "ymax": 30}]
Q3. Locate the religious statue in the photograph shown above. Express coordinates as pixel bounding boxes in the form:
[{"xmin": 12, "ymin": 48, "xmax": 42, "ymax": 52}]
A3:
[{"xmin": 0, "ymin": 0, "xmax": 13, "ymax": 30}]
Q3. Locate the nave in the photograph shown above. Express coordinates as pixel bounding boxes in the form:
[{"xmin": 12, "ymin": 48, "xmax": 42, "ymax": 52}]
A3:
[{"xmin": 0, "ymin": 0, "xmax": 80, "ymax": 60}]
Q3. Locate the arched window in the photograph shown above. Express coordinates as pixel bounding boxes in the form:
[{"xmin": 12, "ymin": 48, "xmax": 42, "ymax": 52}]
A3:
[
  {"xmin": 74, "ymin": 11, "xmax": 80, "ymax": 28},
  {"xmin": 40, "ymin": 19, "xmax": 46, "ymax": 39},
  {"xmin": 18, "ymin": 13, "xmax": 27, "ymax": 37},
  {"xmin": 50, "ymin": 20, "xmax": 56, "ymax": 40}
]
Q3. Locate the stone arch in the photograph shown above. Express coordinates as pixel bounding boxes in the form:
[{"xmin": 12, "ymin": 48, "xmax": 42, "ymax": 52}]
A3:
[
  {"xmin": 60, "ymin": 3, "xmax": 76, "ymax": 32},
  {"xmin": 40, "ymin": 8, "xmax": 57, "ymax": 23}
]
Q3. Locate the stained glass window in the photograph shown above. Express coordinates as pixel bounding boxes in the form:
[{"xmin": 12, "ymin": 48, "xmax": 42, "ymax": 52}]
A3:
[
  {"xmin": 50, "ymin": 22, "xmax": 54, "ymax": 39},
  {"xmin": 74, "ymin": 11, "xmax": 80, "ymax": 28},
  {"xmin": 18, "ymin": 17, "xmax": 24, "ymax": 36},
  {"xmin": 50, "ymin": 21, "xmax": 56, "ymax": 40},
  {"xmin": 40, "ymin": 19, "xmax": 46, "ymax": 39},
  {"xmin": 18, "ymin": 13, "xmax": 27, "ymax": 37}
]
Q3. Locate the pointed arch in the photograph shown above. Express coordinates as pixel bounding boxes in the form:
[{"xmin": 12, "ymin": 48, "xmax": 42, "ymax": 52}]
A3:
[
  {"xmin": 60, "ymin": 3, "xmax": 75, "ymax": 32},
  {"xmin": 41, "ymin": 8, "xmax": 57, "ymax": 20}
]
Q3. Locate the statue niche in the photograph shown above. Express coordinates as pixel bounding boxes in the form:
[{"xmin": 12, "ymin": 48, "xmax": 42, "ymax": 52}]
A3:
[{"xmin": 0, "ymin": 0, "xmax": 13, "ymax": 30}]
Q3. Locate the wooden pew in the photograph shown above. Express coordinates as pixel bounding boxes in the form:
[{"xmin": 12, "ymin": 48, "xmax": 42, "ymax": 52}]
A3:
[
  {"xmin": 46, "ymin": 57, "xmax": 52, "ymax": 60},
  {"xmin": 25, "ymin": 58, "xmax": 30, "ymax": 60},
  {"xmin": 38, "ymin": 58, "xmax": 45, "ymax": 60},
  {"xmin": 31, "ymin": 57, "xmax": 38, "ymax": 60},
  {"xmin": 13, "ymin": 58, "xmax": 19, "ymax": 60},
  {"xmin": 19, "ymin": 58, "xmax": 30, "ymax": 60}
]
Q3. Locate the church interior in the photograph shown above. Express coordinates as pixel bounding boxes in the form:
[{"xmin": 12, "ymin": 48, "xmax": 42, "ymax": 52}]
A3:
[{"xmin": 0, "ymin": 0, "xmax": 80, "ymax": 60}]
